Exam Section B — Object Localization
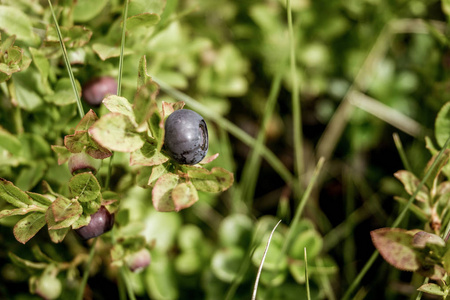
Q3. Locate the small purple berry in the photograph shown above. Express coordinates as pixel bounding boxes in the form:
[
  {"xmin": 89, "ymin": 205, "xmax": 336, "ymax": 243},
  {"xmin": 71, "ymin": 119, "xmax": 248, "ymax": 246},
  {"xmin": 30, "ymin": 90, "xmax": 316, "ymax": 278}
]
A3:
[
  {"xmin": 82, "ymin": 76, "xmax": 117, "ymax": 106},
  {"xmin": 75, "ymin": 206, "xmax": 114, "ymax": 240}
]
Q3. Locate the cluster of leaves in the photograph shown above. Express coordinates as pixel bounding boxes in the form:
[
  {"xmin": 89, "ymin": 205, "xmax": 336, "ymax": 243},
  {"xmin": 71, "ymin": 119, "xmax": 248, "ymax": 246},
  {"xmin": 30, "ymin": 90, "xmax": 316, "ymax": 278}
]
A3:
[{"xmin": 371, "ymin": 101, "xmax": 450, "ymax": 297}]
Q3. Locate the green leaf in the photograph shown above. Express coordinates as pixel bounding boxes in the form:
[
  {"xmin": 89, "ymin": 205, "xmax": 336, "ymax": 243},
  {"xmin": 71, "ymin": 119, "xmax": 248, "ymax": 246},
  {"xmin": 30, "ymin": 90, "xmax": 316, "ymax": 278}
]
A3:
[
  {"xmin": 0, "ymin": 178, "xmax": 33, "ymax": 208},
  {"xmin": 73, "ymin": 0, "xmax": 109, "ymax": 22},
  {"xmin": 134, "ymin": 83, "xmax": 159, "ymax": 127},
  {"xmin": 370, "ymin": 228, "xmax": 420, "ymax": 272},
  {"xmin": 136, "ymin": 167, "xmax": 153, "ymax": 188},
  {"xmin": 211, "ymin": 247, "xmax": 246, "ymax": 283},
  {"xmin": 393, "ymin": 170, "xmax": 429, "ymax": 203},
  {"xmin": 15, "ymin": 161, "xmax": 47, "ymax": 191},
  {"xmin": 45, "ymin": 25, "xmax": 92, "ymax": 48},
  {"xmin": 0, "ymin": 35, "xmax": 16, "ymax": 54},
  {"xmin": 126, "ymin": 13, "xmax": 161, "ymax": 31},
  {"xmin": 186, "ymin": 167, "xmax": 234, "ymax": 193},
  {"xmin": 29, "ymin": 47, "xmax": 51, "ymax": 94},
  {"xmin": 172, "ymin": 182, "xmax": 199, "ymax": 211},
  {"xmin": 417, "ymin": 283, "xmax": 445, "ymax": 296},
  {"xmin": 149, "ymin": 164, "xmax": 169, "ymax": 187},
  {"xmin": 152, "ymin": 173, "xmax": 179, "ymax": 212},
  {"xmin": 12, "ymin": 67, "xmax": 43, "ymax": 110},
  {"xmin": 0, "ymin": 127, "xmax": 22, "ymax": 154},
  {"xmin": 103, "ymin": 95, "xmax": 136, "ymax": 125},
  {"xmin": 71, "ymin": 214, "xmax": 90, "ymax": 230},
  {"xmin": 148, "ymin": 106, "xmax": 164, "ymax": 151},
  {"xmin": 26, "ymin": 192, "xmax": 53, "ymax": 207},
  {"xmin": 48, "ymin": 227, "xmax": 70, "ymax": 243},
  {"xmin": 0, "ymin": 205, "xmax": 44, "ymax": 219},
  {"xmin": 0, "ymin": 6, "xmax": 39, "ymax": 44},
  {"xmin": 51, "ymin": 145, "xmax": 71, "ymax": 165},
  {"xmin": 9, "ymin": 252, "xmax": 47, "ymax": 270},
  {"xmin": 128, "ymin": 0, "xmax": 166, "ymax": 16},
  {"xmin": 92, "ymin": 43, "xmax": 134, "ymax": 61},
  {"xmin": 89, "ymin": 113, "xmax": 144, "ymax": 152},
  {"xmin": 144, "ymin": 250, "xmax": 179, "ymax": 300},
  {"xmin": 435, "ymin": 102, "xmax": 450, "ymax": 148},
  {"xmin": 289, "ymin": 230, "xmax": 323, "ymax": 260},
  {"xmin": 130, "ymin": 140, "xmax": 168, "ymax": 166},
  {"xmin": 44, "ymin": 78, "xmax": 82, "ymax": 106},
  {"xmin": 13, "ymin": 212, "xmax": 46, "ymax": 244},
  {"xmin": 69, "ymin": 173, "xmax": 101, "ymax": 202}
]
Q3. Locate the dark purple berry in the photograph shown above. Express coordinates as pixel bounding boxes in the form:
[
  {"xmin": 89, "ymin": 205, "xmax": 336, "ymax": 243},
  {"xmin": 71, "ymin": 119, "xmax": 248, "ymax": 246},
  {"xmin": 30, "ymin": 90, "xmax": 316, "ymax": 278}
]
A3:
[
  {"xmin": 82, "ymin": 76, "xmax": 117, "ymax": 106},
  {"xmin": 164, "ymin": 109, "xmax": 208, "ymax": 165},
  {"xmin": 75, "ymin": 206, "xmax": 114, "ymax": 240},
  {"xmin": 68, "ymin": 151, "xmax": 101, "ymax": 175}
]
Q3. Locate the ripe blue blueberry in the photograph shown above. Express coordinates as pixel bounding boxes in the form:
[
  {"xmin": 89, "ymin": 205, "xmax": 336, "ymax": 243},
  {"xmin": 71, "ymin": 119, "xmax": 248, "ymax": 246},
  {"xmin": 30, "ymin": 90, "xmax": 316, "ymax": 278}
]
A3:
[{"xmin": 164, "ymin": 109, "xmax": 208, "ymax": 165}]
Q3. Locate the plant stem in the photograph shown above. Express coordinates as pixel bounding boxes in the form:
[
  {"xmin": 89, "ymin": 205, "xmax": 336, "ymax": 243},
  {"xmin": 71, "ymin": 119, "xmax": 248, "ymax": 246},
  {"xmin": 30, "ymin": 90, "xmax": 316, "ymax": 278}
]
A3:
[
  {"xmin": 117, "ymin": 0, "xmax": 129, "ymax": 97},
  {"xmin": 393, "ymin": 133, "xmax": 413, "ymax": 173},
  {"xmin": 281, "ymin": 157, "xmax": 325, "ymax": 256},
  {"xmin": 304, "ymin": 248, "xmax": 311, "ymax": 300},
  {"xmin": 240, "ymin": 71, "xmax": 282, "ymax": 207},
  {"xmin": 286, "ymin": 0, "xmax": 303, "ymax": 181},
  {"xmin": 77, "ymin": 237, "xmax": 98, "ymax": 300},
  {"xmin": 47, "ymin": 0, "xmax": 84, "ymax": 119},
  {"xmin": 120, "ymin": 266, "xmax": 136, "ymax": 300}
]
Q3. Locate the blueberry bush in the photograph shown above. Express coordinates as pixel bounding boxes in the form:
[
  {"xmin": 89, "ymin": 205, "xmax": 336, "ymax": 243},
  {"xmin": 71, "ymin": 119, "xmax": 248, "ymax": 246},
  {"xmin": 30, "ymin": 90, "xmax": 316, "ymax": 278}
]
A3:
[{"xmin": 0, "ymin": 0, "xmax": 450, "ymax": 299}]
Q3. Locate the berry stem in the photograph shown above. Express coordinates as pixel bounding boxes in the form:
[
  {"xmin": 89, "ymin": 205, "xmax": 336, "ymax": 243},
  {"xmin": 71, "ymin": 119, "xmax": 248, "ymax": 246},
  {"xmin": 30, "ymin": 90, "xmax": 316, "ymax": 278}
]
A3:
[{"xmin": 76, "ymin": 237, "xmax": 98, "ymax": 300}]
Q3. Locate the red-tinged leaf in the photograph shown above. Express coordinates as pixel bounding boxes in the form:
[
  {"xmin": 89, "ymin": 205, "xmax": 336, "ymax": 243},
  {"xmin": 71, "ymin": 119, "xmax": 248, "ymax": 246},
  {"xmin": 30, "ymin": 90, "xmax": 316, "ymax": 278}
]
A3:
[
  {"xmin": 172, "ymin": 182, "xmax": 198, "ymax": 211},
  {"xmin": 13, "ymin": 213, "xmax": 46, "ymax": 244},
  {"xmin": 412, "ymin": 231, "xmax": 445, "ymax": 249},
  {"xmin": 85, "ymin": 142, "xmax": 112, "ymax": 159},
  {"xmin": 51, "ymin": 145, "xmax": 71, "ymax": 165},
  {"xmin": 152, "ymin": 173, "xmax": 179, "ymax": 212},
  {"xmin": 48, "ymin": 227, "xmax": 70, "ymax": 243},
  {"xmin": 64, "ymin": 131, "xmax": 89, "ymax": 153},
  {"xmin": 186, "ymin": 167, "xmax": 234, "ymax": 193},
  {"xmin": 394, "ymin": 170, "xmax": 429, "ymax": 202},
  {"xmin": 0, "ymin": 178, "xmax": 33, "ymax": 208},
  {"xmin": 89, "ymin": 113, "xmax": 144, "ymax": 152},
  {"xmin": 199, "ymin": 153, "xmax": 219, "ymax": 165},
  {"xmin": 370, "ymin": 228, "xmax": 420, "ymax": 272},
  {"xmin": 130, "ymin": 140, "xmax": 168, "ymax": 166},
  {"xmin": 162, "ymin": 101, "xmax": 185, "ymax": 120},
  {"xmin": 75, "ymin": 109, "xmax": 99, "ymax": 131},
  {"xmin": 51, "ymin": 197, "xmax": 82, "ymax": 222}
]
